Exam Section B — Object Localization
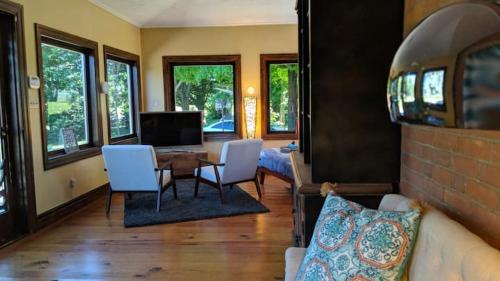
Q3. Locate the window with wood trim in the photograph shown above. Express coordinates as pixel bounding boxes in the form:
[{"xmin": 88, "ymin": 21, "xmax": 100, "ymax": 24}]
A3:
[
  {"xmin": 260, "ymin": 54, "xmax": 299, "ymax": 140},
  {"xmin": 103, "ymin": 45, "xmax": 141, "ymax": 144},
  {"xmin": 163, "ymin": 55, "xmax": 242, "ymax": 140},
  {"xmin": 35, "ymin": 24, "xmax": 102, "ymax": 170}
]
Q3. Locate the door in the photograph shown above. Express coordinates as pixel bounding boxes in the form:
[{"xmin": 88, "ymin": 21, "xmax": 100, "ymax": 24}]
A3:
[{"xmin": 0, "ymin": 3, "xmax": 35, "ymax": 246}]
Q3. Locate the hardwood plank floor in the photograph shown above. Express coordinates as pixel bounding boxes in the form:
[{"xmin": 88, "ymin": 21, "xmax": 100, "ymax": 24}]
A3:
[{"xmin": 0, "ymin": 177, "xmax": 293, "ymax": 281}]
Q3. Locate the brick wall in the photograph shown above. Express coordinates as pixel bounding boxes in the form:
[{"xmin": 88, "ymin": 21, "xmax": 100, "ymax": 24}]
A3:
[
  {"xmin": 401, "ymin": 125, "xmax": 500, "ymax": 247},
  {"xmin": 400, "ymin": 0, "xmax": 500, "ymax": 248}
]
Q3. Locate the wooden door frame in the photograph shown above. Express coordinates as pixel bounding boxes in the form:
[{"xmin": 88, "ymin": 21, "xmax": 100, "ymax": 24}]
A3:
[{"xmin": 0, "ymin": 0, "xmax": 37, "ymax": 245}]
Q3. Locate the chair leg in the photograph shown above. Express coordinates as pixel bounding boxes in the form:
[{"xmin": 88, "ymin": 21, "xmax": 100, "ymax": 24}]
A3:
[
  {"xmin": 259, "ymin": 170, "xmax": 266, "ymax": 185},
  {"xmin": 105, "ymin": 188, "xmax": 112, "ymax": 214},
  {"xmin": 156, "ymin": 188, "xmax": 162, "ymax": 212},
  {"xmin": 217, "ymin": 180, "xmax": 225, "ymax": 204},
  {"xmin": 194, "ymin": 163, "xmax": 202, "ymax": 197},
  {"xmin": 172, "ymin": 180, "xmax": 178, "ymax": 200},
  {"xmin": 214, "ymin": 166, "xmax": 225, "ymax": 204},
  {"xmin": 127, "ymin": 193, "xmax": 132, "ymax": 200},
  {"xmin": 254, "ymin": 175, "xmax": 262, "ymax": 199}
]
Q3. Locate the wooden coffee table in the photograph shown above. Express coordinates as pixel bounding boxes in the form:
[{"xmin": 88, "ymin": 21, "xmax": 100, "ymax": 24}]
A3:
[{"xmin": 155, "ymin": 148, "xmax": 208, "ymax": 178}]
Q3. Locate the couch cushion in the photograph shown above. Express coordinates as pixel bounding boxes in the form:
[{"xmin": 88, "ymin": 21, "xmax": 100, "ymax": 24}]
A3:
[
  {"xmin": 294, "ymin": 194, "xmax": 421, "ymax": 281},
  {"xmin": 285, "ymin": 247, "xmax": 307, "ymax": 281},
  {"xmin": 378, "ymin": 194, "xmax": 418, "ymax": 212},
  {"xmin": 408, "ymin": 207, "xmax": 500, "ymax": 281}
]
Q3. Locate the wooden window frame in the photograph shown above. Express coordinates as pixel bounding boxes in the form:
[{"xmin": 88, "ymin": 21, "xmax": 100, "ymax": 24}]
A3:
[
  {"xmin": 35, "ymin": 24, "xmax": 103, "ymax": 170},
  {"xmin": 103, "ymin": 45, "xmax": 142, "ymax": 145},
  {"xmin": 260, "ymin": 53, "xmax": 299, "ymax": 140},
  {"xmin": 162, "ymin": 55, "xmax": 242, "ymax": 141}
]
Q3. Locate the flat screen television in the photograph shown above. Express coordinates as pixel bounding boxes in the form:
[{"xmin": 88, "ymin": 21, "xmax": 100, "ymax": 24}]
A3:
[{"xmin": 140, "ymin": 112, "xmax": 203, "ymax": 146}]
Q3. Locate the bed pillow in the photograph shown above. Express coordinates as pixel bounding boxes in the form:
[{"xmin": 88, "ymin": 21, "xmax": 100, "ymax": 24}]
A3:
[{"xmin": 295, "ymin": 194, "xmax": 421, "ymax": 281}]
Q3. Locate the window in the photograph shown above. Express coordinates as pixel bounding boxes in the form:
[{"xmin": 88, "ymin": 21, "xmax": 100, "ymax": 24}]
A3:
[
  {"xmin": 260, "ymin": 54, "xmax": 299, "ymax": 140},
  {"xmin": 36, "ymin": 24, "xmax": 102, "ymax": 170},
  {"xmin": 103, "ymin": 46, "xmax": 141, "ymax": 144},
  {"xmin": 163, "ymin": 55, "xmax": 242, "ymax": 140}
]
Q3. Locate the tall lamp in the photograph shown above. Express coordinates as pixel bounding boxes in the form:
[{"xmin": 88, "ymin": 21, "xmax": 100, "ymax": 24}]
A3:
[{"xmin": 244, "ymin": 86, "xmax": 257, "ymax": 139}]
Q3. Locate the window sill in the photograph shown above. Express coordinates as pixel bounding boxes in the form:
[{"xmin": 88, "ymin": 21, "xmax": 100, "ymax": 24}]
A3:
[
  {"xmin": 262, "ymin": 132, "xmax": 298, "ymax": 141},
  {"xmin": 43, "ymin": 146, "xmax": 102, "ymax": 170},
  {"xmin": 204, "ymin": 133, "xmax": 242, "ymax": 142},
  {"xmin": 109, "ymin": 136, "xmax": 139, "ymax": 145}
]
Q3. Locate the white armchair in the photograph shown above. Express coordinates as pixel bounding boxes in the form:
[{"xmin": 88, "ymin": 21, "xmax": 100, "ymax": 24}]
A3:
[
  {"xmin": 194, "ymin": 139, "xmax": 263, "ymax": 203},
  {"xmin": 102, "ymin": 145, "xmax": 177, "ymax": 213}
]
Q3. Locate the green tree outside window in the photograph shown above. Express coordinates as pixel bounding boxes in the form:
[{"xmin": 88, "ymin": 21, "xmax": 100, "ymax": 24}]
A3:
[
  {"xmin": 173, "ymin": 65, "xmax": 235, "ymax": 132},
  {"xmin": 41, "ymin": 43, "xmax": 89, "ymax": 152},
  {"xmin": 107, "ymin": 60, "xmax": 133, "ymax": 138},
  {"xmin": 269, "ymin": 63, "xmax": 299, "ymax": 132}
]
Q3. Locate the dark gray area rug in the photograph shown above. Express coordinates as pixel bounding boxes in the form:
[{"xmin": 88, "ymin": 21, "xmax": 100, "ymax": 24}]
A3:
[{"xmin": 124, "ymin": 179, "xmax": 270, "ymax": 227}]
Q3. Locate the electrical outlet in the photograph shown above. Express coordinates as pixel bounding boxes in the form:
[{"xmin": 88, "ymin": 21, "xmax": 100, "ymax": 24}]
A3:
[{"xmin": 69, "ymin": 178, "xmax": 77, "ymax": 189}]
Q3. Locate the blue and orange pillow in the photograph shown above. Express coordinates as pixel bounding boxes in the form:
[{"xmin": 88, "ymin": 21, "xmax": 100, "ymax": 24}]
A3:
[{"xmin": 295, "ymin": 194, "xmax": 421, "ymax": 281}]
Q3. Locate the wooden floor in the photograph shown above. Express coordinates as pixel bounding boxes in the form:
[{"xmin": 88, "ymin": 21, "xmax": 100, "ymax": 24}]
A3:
[{"xmin": 0, "ymin": 177, "xmax": 293, "ymax": 281}]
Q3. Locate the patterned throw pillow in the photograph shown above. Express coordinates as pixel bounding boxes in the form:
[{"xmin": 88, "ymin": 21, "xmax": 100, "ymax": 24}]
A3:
[{"xmin": 295, "ymin": 194, "xmax": 421, "ymax": 281}]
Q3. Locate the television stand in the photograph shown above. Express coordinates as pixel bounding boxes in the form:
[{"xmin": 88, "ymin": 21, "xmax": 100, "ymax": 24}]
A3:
[{"xmin": 155, "ymin": 147, "xmax": 208, "ymax": 178}]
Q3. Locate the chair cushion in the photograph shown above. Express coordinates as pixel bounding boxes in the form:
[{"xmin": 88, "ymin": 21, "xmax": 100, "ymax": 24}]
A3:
[
  {"xmin": 407, "ymin": 207, "xmax": 500, "ymax": 281},
  {"xmin": 295, "ymin": 194, "xmax": 421, "ymax": 281},
  {"xmin": 194, "ymin": 166, "xmax": 225, "ymax": 184},
  {"xmin": 219, "ymin": 139, "xmax": 262, "ymax": 183},
  {"xmin": 102, "ymin": 145, "xmax": 159, "ymax": 191}
]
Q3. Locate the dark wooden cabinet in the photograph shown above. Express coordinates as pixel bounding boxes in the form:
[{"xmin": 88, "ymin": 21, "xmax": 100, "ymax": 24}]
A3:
[
  {"xmin": 296, "ymin": 0, "xmax": 403, "ymax": 183},
  {"xmin": 292, "ymin": 0, "xmax": 404, "ymax": 246}
]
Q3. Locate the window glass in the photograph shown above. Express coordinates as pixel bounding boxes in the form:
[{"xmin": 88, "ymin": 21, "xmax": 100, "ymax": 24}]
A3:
[
  {"xmin": 402, "ymin": 73, "xmax": 417, "ymax": 103},
  {"xmin": 173, "ymin": 65, "xmax": 234, "ymax": 133},
  {"xmin": 41, "ymin": 43, "xmax": 89, "ymax": 152},
  {"xmin": 107, "ymin": 59, "xmax": 133, "ymax": 139},
  {"xmin": 423, "ymin": 69, "xmax": 445, "ymax": 106},
  {"xmin": 268, "ymin": 63, "xmax": 299, "ymax": 132},
  {"xmin": 397, "ymin": 76, "xmax": 404, "ymax": 115}
]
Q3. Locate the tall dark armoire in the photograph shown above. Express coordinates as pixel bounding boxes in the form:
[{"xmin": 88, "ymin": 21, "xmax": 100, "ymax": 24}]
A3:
[{"xmin": 292, "ymin": 0, "xmax": 404, "ymax": 247}]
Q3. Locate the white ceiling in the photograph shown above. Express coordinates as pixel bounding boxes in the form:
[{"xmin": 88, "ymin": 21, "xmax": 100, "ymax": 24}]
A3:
[{"xmin": 89, "ymin": 0, "xmax": 298, "ymax": 28}]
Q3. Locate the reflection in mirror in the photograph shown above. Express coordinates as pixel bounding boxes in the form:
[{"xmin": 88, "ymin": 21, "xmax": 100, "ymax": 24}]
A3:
[
  {"xmin": 402, "ymin": 73, "xmax": 417, "ymax": 103},
  {"xmin": 463, "ymin": 45, "xmax": 500, "ymax": 129},
  {"xmin": 422, "ymin": 69, "xmax": 446, "ymax": 109},
  {"xmin": 397, "ymin": 76, "xmax": 404, "ymax": 115}
]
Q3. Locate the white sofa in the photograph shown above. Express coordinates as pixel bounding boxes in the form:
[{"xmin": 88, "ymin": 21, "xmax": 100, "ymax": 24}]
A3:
[{"xmin": 285, "ymin": 194, "xmax": 500, "ymax": 281}]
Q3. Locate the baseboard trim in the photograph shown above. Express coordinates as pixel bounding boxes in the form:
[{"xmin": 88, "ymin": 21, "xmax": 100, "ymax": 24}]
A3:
[{"xmin": 36, "ymin": 183, "xmax": 108, "ymax": 230}]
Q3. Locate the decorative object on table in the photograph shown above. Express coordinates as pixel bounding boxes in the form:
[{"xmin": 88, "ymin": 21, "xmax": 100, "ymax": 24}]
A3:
[
  {"xmin": 102, "ymin": 145, "xmax": 177, "ymax": 213},
  {"xmin": 244, "ymin": 86, "xmax": 257, "ymax": 139},
  {"xmin": 287, "ymin": 141, "xmax": 298, "ymax": 151},
  {"xmin": 124, "ymin": 179, "xmax": 269, "ymax": 227},
  {"xmin": 59, "ymin": 128, "xmax": 79, "ymax": 154},
  {"xmin": 258, "ymin": 148, "xmax": 294, "ymax": 188},
  {"xmin": 280, "ymin": 141, "xmax": 298, "ymax": 153},
  {"xmin": 295, "ymin": 193, "xmax": 422, "ymax": 281},
  {"xmin": 194, "ymin": 139, "xmax": 263, "ymax": 203}
]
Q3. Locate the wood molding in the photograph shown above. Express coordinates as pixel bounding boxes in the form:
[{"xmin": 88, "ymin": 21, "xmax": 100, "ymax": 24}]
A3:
[
  {"xmin": 36, "ymin": 183, "xmax": 108, "ymax": 230},
  {"xmin": 260, "ymin": 53, "xmax": 299, "ymax": 140},
  {"xmin": 162, "ymin": 55, "xmax": 243, "ymax": 140},
  {"xmin": 35, "ymin": 24, "xmax": 103, "ymax": 170},
  {"xmin": 0, "ymin": 0, "xmax": 37, "ymax": 237},
  {"xmin": 103, "ymin": 45, "xmax": 142, "ymax": 145}
]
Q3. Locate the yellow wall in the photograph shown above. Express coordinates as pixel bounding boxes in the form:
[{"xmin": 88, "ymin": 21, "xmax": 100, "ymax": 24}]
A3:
[
  {"xmin": 9, "ymin": 0, "xmax": 297, "ymax": 214},
  {"xmin": 11, "ymin": 0, "xmax": 142, "ymax": 214},
  {"xmin": 141, "ymin": 25, "xmax": 298, "ymax": 158}
]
